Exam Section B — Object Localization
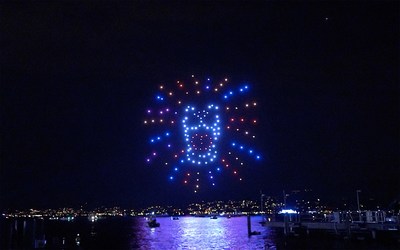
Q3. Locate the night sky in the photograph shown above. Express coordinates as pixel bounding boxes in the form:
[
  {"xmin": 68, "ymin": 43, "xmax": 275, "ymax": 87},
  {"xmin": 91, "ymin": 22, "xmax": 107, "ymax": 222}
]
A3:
[{"xmin": 1, "ymin": 2, "xmax": 399, "ymax": 209}]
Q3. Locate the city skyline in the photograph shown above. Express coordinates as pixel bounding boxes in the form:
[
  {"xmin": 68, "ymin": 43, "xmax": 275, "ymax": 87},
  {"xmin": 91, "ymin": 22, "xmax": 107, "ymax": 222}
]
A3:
[{"xmin": 1, "ymin": 2, "xmax": 399, "ymax": 209}]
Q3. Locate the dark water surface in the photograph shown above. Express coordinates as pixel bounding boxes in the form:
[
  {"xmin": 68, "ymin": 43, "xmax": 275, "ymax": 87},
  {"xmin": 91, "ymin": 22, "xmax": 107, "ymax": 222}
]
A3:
[{"xmin": 1, "ymin": 216, "xmax": 398, "ymax": 249}]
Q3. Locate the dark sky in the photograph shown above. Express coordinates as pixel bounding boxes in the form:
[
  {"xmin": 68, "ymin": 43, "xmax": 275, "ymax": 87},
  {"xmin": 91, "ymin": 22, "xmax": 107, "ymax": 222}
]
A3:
[{"xmin": 1, "ymin": 1, "xmax": 399, "ymax": 209}]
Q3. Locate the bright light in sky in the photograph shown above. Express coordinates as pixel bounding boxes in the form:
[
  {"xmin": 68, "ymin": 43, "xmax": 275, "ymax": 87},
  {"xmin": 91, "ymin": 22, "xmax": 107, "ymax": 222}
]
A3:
[{"xmin": 144, "ymin": 75, "xmax": 262, "ymax": 192}]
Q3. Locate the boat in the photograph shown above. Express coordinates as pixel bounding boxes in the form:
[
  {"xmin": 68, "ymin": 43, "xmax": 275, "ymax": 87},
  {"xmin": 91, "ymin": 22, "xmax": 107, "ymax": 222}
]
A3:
[
  {"xmin": 171, "ymin": 216, "xmax": 179, "ymax": 220},
  {"xmin": 147, "ymin": 218, "xmax": 160, "ymax": 228},
  {"xmin": 210, "ymin": 215, "xmax": 218, "ymax": 219}
]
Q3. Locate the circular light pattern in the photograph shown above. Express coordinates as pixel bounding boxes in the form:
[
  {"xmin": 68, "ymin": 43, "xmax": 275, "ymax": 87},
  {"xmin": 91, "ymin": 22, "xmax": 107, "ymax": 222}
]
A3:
[{"xmin": 144, "ymin": 75, "xmax": 262, "ymax": 192}]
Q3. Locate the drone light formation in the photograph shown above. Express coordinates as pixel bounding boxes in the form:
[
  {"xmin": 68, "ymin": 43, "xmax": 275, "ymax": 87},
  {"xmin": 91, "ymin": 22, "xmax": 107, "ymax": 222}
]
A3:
[{"xmin": 144, "ymin": 75, "xmax": 262, "ymax": 192}]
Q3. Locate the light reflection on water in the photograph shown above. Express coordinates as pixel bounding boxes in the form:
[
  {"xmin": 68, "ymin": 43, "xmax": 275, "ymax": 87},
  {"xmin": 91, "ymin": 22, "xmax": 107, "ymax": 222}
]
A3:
[
  {"xmin": 1, "ymin": 216, "xmax": 271, "ymax": 249},
  {"xmin": 5, "ymin": 216, "xmax": 396, "ymax": 249},
  {"xmin": 134, "ymin": 216, "xmax": 268, "ymax": 249}
]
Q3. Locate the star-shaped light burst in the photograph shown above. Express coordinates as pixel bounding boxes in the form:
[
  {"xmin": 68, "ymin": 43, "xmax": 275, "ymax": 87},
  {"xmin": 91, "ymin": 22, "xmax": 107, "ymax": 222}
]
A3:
[{"xmin": 144, "ymin": 75, "xmax": 262, "ymax": 192}]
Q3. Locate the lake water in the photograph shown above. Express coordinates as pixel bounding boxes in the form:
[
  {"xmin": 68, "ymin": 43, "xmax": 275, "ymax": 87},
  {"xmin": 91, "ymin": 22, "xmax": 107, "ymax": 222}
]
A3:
[{"xmin": 1, "ymin": 216, "xmax": 398, "ymax": 249}]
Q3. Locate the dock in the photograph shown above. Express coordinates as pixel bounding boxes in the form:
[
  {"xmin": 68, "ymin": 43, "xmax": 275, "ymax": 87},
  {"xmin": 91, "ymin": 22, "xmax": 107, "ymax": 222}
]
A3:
[{"xmin": 261, "ymin": 210, "xmax": 400, "ymax": 241}]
